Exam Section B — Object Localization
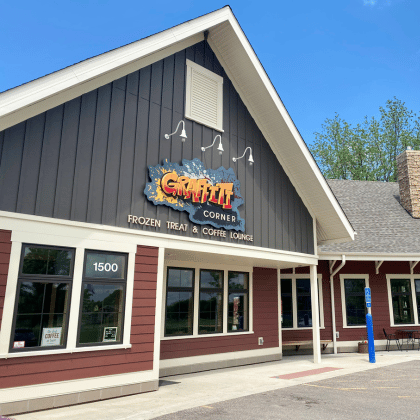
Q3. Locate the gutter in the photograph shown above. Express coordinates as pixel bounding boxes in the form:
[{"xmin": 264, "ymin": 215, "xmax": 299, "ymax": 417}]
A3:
[{"xmin": 329, "ymin": 255, "xmax": 345, "ymax": 355}]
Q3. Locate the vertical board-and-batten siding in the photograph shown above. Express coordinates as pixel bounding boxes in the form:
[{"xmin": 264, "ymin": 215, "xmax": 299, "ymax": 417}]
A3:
[
  {"xmin": 0, "ymin": 230, "xmax": 11, "ymax": 326},
  {"xmin": 160, "ymin": 267, "xmax": 278, "ymax": 360},
  {"xmin": 0, "ymin": 41, "xmax": 313, "ymax": 255},
  {"xmin": 0, "ymin": 245, "xmax": 157, "ymax": 389}
]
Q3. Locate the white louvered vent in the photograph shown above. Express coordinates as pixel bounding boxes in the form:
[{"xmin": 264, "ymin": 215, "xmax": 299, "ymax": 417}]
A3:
[{"xmin": 185, "ymin": 59, "xmax": 223, "ymax": 132}]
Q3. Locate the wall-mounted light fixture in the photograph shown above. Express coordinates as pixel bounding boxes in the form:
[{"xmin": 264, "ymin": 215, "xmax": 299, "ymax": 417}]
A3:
[
  {"xmin": 201, "ymin": 134, "xmax": 224, "ymax": 155},
  {"xmin": 165, "ymin": 120, "xmax": 187, "ymax": 142},
  {"xmin": 232, "ymin": 147, "xmax": 254, "ymax": 166}
]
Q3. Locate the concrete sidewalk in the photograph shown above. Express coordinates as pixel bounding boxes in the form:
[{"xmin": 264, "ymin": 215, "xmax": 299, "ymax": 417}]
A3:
[{"xmin": 12, "ymin": 350, "xmax": 420, "ymax": 420}]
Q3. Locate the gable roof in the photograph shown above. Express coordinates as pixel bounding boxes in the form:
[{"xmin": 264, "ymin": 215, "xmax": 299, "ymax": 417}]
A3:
[
  {"xmin": 0, "ymin": 6, "xmax": 354, "ymax": 246},
  {"xmin": 320, "ymin": 179, "xmax": 420, "ymax": 259}
]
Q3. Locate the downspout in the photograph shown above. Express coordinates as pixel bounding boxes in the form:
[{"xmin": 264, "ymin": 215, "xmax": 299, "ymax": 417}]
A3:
[{"xmin": 330, "ymin": 255, "xmax": 346, "ymax": 355}]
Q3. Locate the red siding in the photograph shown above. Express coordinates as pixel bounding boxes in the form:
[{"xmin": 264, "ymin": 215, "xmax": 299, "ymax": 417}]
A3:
[
  {"xmin": 282, "ymin": 260, "xmax": 420, "ymax": 347},
  {"xmin": 0, "ymin": 244, "xmax": 158, "ymax": 389},
  {"xmin": 160, "ymin": 267, "xmax": 279, "ymax": 360},
  {"xmin": 0, "ymin": 230, "xmax": 12, "ymax": 326}
]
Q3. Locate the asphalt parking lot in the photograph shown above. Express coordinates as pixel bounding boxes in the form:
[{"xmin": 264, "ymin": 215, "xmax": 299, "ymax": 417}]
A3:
[{"xmin": 155, "ymin": 360, "xmax": 420, "ymax": 420}]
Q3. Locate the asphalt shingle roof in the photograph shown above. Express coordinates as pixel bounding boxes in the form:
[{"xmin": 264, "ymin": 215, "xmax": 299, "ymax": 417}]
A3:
[{"xmin": 319, "ymin": 179, "xmax": 420, "ymax": 255}]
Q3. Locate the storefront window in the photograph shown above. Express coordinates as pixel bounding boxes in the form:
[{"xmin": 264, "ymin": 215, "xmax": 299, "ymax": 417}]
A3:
[
  {"xmin": 344, "ymin": 278, "xmax": 366, "ymax": 326},
  {"xmin": 78, "ymin": 251, "xmax": 127, "ymax": 346},
  {"xmin": 228, "ymin": 272, "xmax": 249, "ymax": 332},
  {"xmin": 165, "ymin": 268, "xmax": 194, "ymax": 336},
  {"xmin": 163, "ymin": 267, "xmax": 252, "ymax": 337},
  {"xmin": 391, "ymin": 279, "xmax": 414, "ymax": 325},
  {"xmin": 11, "ymin": 245, "xmax": 74, "ymax": 352},
  {"xmin": 199, "ymin": 270, "xmax": 223, "ymax": 334},
  {"xmin": 281, "ymin": 276, "xmax": 323, "ymax": 329}
]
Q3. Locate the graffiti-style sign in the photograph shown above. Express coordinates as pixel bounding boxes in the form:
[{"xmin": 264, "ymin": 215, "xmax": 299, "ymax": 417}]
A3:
[{"xmin": 144, "ymin": 159, "xmax": 245, "ymax": 231}]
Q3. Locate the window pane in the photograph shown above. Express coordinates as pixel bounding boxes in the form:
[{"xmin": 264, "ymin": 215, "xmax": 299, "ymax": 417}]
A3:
[
  {"xmin": 199, "ymin": 292, "xmax": 223, "ymax": 334},
  {"xmin": 345, "ymin": 279, "xmax": 365, "ymax": 294},
  {"xmin": 22, "ymin": 247, "xmax": 72, "ymax": 276},
  {"xmin": 13, "ymin": 281, "xmax": 69, "ymax": 349},
  {"xmin": 228, "ymin": 293, "xmax": 248, "ymax": 332},
  {"xmin": 200, "ymin": 270, "xmax": 223, "ymax": 289},
  {"xmin": 297, "ymin": 295, "xmax": 312, "ymax": 327},
  {"xmin": 391, "ymin": 279, "xmax": 411, "ymax": 294},
  {"xmin": 85, "ymin": 252, "xmax": 126, "ymax": 279},
  {"xmin": 282, "ymin": 279, "xmax": 292, "ymax": 294},
  {"xmin": 165, "ymin": 291, "xmax": 194, "ymax": 336},
  {"xmin": 228, "ymin": 272, "xmax": 248, "ymax": 290},
  {"xmin": 296, "ymin": 279, "xmax": 310, "ymax": 295},
  {"xmin": 391, "ymin": 279, "xmax": 413, "ymax": 324},
  {"xmin": 344, "ymin": 279, "xmax": 366, "ymax": 326},
  {"xmin": 281, "ymin": 279, "xmax": 293, "ymax": 328},
  {"xmin": 392, "ymin": 294, "xmax": 414, "ymax": 324},
  {"xmin": 79, "ymin": 283, "xmax": 124, "ymax": 344},
  {"xmin": 346, "ymin": 295, "xmax": 366, "ymax": 326},
  {"xmin": 296, "ymin": 279, "xmax": 311, "ymax": 327},
  {"xmin": 167, "ymin": 268, "xmax": 194, "ymax": 288}
]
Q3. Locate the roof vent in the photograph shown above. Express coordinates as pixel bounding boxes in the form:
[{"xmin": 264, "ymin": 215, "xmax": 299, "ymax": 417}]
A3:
[{"xmin": 185, "ymin": 59, "xmax": 223, "ymax": 132}]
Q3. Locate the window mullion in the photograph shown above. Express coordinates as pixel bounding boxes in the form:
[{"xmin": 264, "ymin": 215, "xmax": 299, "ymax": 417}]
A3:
[
  {"xmin": 411, "ymin": 277, "xmax": 419, "ymax": 325},
  {"xmin": 223, "ymin": 271, "xmax": 228, "ymax": 334},
  {"xmin": 66, "ymin": 247, "xmax": 85, "ymax": 349},
  {"xmin": 193, "ymin": 269, "xmax": 199, "ymax": 336},
  {"xmin": 292, "ymin": 278, "xmax": 298, "ymax": 329}
]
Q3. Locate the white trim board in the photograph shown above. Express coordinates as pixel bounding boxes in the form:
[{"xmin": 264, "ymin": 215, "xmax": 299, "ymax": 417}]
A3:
[
  {"xmin": 320, "ymin": 252, "xmax": 420, "ymax": 262},
  {"xmin": 0, "ymin": 211, "xmax": 319, "ymax": 267},
  {"xmin": 0, "ymin": 370, "xmax": 156, "ymax": 404},
  {"xmin": 159, "ymin": 346, "xmax": 280, "ymax": 370}
]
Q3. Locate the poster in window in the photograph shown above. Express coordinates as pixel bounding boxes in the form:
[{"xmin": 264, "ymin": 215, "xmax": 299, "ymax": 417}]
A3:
[
  {"xmin": 41, "ymin": 327, "xmax": 62, "ymax": 347},
  {"xmin": 103, "ymin": 327, "xmax": 118, "ymax": 342},
  {"xmin": 232, "ymin": 296, "xmax": 240, "ymax": 330}
]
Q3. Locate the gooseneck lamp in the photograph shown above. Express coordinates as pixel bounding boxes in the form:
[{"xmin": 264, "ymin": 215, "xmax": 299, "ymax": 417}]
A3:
[
  {"xmin": 232, "ymin": 147, "xmax": 254, "ymax": 166},
  {"xmin": 165, "ymin": 120, "xmax": 187, "ymax": 142},
  {"xmin": 201, "ymin": 134, "xmax": 224, "ymax": 155}
]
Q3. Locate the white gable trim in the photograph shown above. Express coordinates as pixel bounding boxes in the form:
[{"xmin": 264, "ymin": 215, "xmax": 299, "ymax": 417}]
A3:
[{"xmin": 0, "ymin": 7, "xmax": 354, "ymax": 246}]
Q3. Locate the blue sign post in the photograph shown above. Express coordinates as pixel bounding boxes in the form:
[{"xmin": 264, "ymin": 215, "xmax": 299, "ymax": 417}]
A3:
[{"xmin": 365, "ymin": 287, "xmax": 375, "ymax": 363}]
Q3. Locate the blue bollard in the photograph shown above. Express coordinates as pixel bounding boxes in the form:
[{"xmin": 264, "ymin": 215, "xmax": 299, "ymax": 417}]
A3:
[{"xmin": 366, "ymin": 313, "xmax": 376, "ymax": 363}]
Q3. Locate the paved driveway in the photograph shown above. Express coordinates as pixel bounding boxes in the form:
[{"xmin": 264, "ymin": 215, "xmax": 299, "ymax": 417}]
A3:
[{"xmin": 155, "ymin": 360, "xmax": 420, "ymax": 420}]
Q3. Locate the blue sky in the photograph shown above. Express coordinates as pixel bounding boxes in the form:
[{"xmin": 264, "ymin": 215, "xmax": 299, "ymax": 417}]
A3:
[{"xmin": 1, "ymin": 0, "xmax": 419, "ymax": 146}]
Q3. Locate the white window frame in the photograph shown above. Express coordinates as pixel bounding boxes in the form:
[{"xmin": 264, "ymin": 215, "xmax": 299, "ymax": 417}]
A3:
[
  {"xmin": 340, "ymin": 274, "xmax": 369, "ymax": 329},
  {"xmin": 386, "ymin": 274, "xmax": 420, "ymax": 327},
  {"xmin": 161, "ymin": 260, "xmax": 253, "ymax": 340},
  {"xmin": 280, "ymin": 273, "xmax": 324, "ymax": 330},
  {"xmin": 0, "ymin": 237, "xmax": 136, "ymax": 358},
  {"xmin": 185, "ymin": 59, "xmax": 224, "ymax": 132}
]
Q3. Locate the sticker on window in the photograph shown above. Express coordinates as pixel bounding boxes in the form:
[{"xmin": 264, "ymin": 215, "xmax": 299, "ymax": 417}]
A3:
[
  {"xmin": 41, "ymin": 327, "xmax": 62, "ymax": 347},
  {"xmin": 103, "ymin": 327, "xmax": 118, "ymax": 342},
  {"xmin": 13, "ymin": 341, "xmax": 25, "ymax": 348}
]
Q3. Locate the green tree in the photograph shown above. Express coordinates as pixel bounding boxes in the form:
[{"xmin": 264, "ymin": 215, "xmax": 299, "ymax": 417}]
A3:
[{"xmin": 310, "ymin": 98, "xmax": 420, "ymax": 181}]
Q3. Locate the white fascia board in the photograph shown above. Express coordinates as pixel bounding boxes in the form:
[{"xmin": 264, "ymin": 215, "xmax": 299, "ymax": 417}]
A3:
[
  {"xmin": 0, "ymin": 8, "xmax": 231, "ymax": 130},
  {"xmin": 319, "ymin": 252, "xmax": 420, "ymax": 261},
  {"xmin": 208, "ymin": 12, "xmax": 354, "ymax": 245},
  {"xmin": 0, "ymin": 211, "xmax": 318, "ymax": 268}
]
